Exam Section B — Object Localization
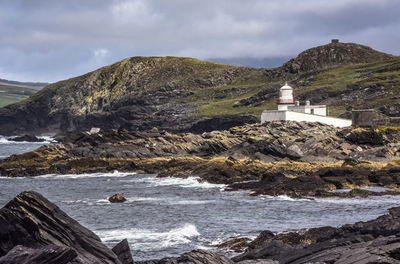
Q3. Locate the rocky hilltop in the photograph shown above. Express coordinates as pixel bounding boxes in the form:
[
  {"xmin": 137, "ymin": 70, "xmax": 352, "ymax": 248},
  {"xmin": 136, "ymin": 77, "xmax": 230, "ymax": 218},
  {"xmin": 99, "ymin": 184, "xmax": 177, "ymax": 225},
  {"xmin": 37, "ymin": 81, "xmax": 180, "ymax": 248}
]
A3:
[
  {"xmin": 0, "ymin": 41, "xmax": 398, "ymax": 135},
  {"xmin": 282, "ymin": 41, "xmax": 393, "ymax": 74},
  {"xmin": 2, "ymin": 121, "xmax": 400, "ymax": 198}
]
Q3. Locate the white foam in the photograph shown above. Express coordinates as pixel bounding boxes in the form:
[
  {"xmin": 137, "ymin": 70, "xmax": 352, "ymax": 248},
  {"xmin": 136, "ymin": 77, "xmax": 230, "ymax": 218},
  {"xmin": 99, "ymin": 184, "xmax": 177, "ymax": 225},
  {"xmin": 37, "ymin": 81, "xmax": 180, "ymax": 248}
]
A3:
[
  {"xmin": 140, "ymin": 176, "xmax": 226, "ymax": 189},
  {"xmin": 36, "ymin": 171, "xmax": 136, "ymax": 179},
  {"xmin": 97, "ymin": 223, "xmax": 200, "ymax": 248},
  {"xmin": 259, "ymin": 195, "xmax": 312, "ymax": 202}
]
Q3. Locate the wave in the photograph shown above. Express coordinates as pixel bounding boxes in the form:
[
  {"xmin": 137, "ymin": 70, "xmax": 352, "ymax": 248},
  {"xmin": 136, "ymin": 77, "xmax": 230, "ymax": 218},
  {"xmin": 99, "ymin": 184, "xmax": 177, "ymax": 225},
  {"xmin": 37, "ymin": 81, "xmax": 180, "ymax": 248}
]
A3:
[
  {"xmin": 97, "ymin": 223, "xmax": 200, "ymax": 248},
  {"xmin": 259, "ymin": 195, "xmax": 313, "ymax": 202},
  {"xmin": 314, "ymin": 195, "xmax": 400, "ymax": 204},
  {"xmin": 139, "ymin": 176, "xmax": 226, "ymax": 189},
  {"xmin": 36, "ymin": 171, "xmax": 136, "ymax": 179}
]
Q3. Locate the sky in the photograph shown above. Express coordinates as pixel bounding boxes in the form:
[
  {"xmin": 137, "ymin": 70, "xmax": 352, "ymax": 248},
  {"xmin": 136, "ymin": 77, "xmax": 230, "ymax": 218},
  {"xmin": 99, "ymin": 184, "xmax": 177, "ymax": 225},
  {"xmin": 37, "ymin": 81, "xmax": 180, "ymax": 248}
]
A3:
[{"xmin": 1, "ymin": 0, "xmax": 399, "ymax": 83}]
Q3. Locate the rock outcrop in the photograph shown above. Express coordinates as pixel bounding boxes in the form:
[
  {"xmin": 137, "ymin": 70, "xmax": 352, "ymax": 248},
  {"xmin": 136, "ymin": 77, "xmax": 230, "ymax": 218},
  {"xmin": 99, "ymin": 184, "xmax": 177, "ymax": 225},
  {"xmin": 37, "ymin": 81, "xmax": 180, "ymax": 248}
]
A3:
[
  {"xmin": 137, "ymin": 250, "xmax": 234, "ymax": 264},
  {"xmin": 10, "ymin": 134, "xmax": 45, "ymax": 142},
  {"xmin": 112, "ymin": 239, "xmax": 134, "ymax": 264},
  {"xmin": 0, "ymin": 245, "xmax": 77, "ymax": 264},
  {"xmin": 0, "ymin": 191, "xmax": 124, "ymax": 264},
  {"xmin": 233, "ymin": 207, "xmax": 400, "ymax": 263},
  {"xmin": 2, "ymin": 122, "xmax": 400, "ymax": 198}
]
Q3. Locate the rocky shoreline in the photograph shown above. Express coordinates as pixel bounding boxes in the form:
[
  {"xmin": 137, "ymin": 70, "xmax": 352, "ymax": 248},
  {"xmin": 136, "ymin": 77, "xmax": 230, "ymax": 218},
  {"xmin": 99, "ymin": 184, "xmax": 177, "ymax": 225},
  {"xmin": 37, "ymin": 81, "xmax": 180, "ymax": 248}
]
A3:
[
  {"xmin": 2, "ymin": 191, "xmax": 400, "ymax": 263},
  {"xmin": 1, "ymin": 121, "xmax": 400, "ymax": 198}
]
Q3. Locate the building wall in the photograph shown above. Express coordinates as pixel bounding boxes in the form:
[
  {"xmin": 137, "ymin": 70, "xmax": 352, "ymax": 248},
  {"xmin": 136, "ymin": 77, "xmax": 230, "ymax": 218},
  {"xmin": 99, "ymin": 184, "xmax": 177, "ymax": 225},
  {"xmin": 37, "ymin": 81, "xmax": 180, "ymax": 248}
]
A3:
[
  {"xmin": 261, "ymin": 110, "xmax": 352, "ymax": 127},
  {"xmin": 278, "ymin": 104, "xmax": 295, "ymax": 111},
  {"xmin": 287, "ymin": 105, "xmax": 327, "ymax": 116}
]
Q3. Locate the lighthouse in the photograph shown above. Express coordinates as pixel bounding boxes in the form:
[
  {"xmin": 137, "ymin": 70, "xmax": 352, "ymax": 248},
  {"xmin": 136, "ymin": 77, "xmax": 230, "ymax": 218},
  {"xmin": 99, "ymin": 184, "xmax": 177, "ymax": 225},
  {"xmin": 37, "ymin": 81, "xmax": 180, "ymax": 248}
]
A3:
[
  {"xmin": 276, "ymin": 82, "xmax": 296, "ymax": 110},
  {"xmin": 260, "ymin": 80, "xmax": 352, "ymax": 127}
]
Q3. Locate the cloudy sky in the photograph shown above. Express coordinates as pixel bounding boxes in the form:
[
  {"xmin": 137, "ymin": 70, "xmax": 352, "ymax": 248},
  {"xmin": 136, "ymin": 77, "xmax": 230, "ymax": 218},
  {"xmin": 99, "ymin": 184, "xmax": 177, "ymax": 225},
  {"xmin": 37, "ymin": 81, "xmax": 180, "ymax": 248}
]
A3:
[{"xmin": 1, "ymin": 0, "xmax": 399, "ymax": 83}]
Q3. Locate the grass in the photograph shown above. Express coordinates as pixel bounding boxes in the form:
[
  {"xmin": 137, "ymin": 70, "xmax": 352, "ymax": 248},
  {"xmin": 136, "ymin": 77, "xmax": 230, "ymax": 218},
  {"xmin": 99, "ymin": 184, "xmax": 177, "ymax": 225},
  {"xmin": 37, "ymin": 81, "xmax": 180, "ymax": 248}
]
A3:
[{"xmin": 0, "ymin": 95, "xmax": 29, "ymax": 107}]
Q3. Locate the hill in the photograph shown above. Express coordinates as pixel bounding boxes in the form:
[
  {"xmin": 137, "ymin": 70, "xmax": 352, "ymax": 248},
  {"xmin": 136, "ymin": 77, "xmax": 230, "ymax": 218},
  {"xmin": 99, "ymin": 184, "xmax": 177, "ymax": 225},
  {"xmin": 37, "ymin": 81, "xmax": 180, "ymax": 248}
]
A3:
[
  {"xmin": 0, "ymin": 41, "xmax": 398, "ymax": 135},
  {"xmin": 0, "ymin": 79, "xmax": 48, "ymax": 108}
]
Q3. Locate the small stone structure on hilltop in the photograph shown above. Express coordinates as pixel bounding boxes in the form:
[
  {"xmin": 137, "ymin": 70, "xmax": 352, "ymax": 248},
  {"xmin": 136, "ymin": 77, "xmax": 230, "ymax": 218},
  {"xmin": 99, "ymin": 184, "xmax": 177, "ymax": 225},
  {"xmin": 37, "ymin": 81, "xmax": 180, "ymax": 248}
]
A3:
[
  {"xmin": 352, "ymin": 109, "xmax": 400, "ymax": 128},
  {"xmin": 261, "ymin": 82, "xmax": 352, "ymax": 127}
]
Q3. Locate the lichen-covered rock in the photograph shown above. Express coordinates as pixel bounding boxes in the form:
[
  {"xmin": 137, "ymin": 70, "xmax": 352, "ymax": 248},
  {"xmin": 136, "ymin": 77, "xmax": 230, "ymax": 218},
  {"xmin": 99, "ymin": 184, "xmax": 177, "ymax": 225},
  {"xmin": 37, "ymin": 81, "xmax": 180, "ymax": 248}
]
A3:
[{"xmin": 108, "ymin": 193, "xmax": 127, "ymax": 203}]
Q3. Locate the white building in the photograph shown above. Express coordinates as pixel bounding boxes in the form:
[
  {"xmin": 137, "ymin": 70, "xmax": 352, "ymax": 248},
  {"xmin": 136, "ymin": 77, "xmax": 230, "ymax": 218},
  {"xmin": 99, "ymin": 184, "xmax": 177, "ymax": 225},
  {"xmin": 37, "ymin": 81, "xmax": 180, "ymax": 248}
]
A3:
[{"xmin": 261, "ymin": 82, "xmax": 352, "ymax": 128}]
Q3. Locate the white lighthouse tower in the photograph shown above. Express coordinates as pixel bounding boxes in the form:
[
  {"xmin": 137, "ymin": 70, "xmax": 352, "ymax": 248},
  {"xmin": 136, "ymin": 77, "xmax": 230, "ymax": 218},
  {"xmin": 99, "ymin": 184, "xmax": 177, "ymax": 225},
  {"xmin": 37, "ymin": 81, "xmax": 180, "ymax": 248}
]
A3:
[{"xmin": 276, "ymin": 82, "xmax": 296, "ymax": 110}]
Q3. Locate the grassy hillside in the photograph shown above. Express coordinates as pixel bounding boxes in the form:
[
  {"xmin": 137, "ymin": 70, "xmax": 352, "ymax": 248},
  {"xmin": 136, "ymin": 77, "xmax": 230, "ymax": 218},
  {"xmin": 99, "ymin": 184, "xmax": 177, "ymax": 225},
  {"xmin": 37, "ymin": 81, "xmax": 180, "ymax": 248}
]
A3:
[
  {"xmin": 0, "ymin": 84, "xmax": 37, "ymax": 107},
  {"xmin": 0, "ymin": 41, "xmax": 399, "ymax": 135}
]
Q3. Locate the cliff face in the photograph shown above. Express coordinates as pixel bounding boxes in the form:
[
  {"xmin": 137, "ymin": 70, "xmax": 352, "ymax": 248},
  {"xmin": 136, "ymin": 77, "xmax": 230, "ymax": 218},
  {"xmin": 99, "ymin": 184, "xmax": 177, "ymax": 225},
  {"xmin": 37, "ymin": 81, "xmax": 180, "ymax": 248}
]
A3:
[
  {"xmin": 0, "ymin": 42, "xmax": 398, "ymax": 135},
  {"xmin": 0, "ymin": 57, "xmax": 259, "ymax": 135}
]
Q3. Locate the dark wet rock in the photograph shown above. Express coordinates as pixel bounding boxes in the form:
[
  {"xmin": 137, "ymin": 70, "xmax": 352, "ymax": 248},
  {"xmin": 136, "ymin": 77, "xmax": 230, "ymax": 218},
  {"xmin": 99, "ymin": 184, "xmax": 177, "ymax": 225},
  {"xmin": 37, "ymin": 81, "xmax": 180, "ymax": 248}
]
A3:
[
  {"xmin": 246, "ymin": 231, "xmax": 275, "ymax": 251},
  {"xmin": 137, "ymin": 249, "xmax": 234, "ymax": 264},
  {"xmin": 112, "ymin": 239, "xmax": 134, "ymax": 264},
  {"xmin": 108, "ymin": 193, "xmax": 127, "ymax": 203},
  {"xmin": 236, "ymin": 260, "xmax": 278, "ymax": 264},
  {"xmin": 0, "ymin": 191, "xmax": 122, "ymax": 264},
  {"xmin": 234, "ymin": 207, "xmax": 400, "ymax": 263},
  {"xmin": 345, "ymin": 128, "xmax": 386, "ymax": 146},
  {"xmin": 216, "ymin": 237, "xmax": 251, "ymax": 253},
  {"xmin": 185, "ymin": 115, "xmax": 258, "ymax": 134},
  {"xmin": 11, "ymin": 134, "xmax": 45, "ymax": 142},
  {"xmin": 0, "ymin": 245, "xmax": 77, "ymax": 264}
]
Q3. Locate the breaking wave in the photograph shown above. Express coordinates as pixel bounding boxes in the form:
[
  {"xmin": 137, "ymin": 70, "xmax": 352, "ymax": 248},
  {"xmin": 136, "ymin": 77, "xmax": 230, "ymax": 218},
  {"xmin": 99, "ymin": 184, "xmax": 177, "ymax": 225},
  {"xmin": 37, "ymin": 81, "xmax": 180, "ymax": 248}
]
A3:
[
  {"xmin": 36, "ymin": 171, "xmax": 135, "ymax": 179},
  {"xmin": 140, "ymin": 176, "xmax": 226, "ymax": 189},
  {"xmin": 98, "ymin": 223, "xmax": 200, "ymax": 248}
]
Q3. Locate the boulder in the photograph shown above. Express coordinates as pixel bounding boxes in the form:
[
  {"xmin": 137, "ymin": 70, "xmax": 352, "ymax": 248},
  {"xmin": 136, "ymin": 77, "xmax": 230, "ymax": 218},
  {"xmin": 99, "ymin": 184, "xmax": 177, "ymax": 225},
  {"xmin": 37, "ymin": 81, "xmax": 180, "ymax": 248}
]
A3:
[
  {"xmin": 112, "ymin": 239, "xmax": 134, "ymax": 264},
  {"xmin": 108, "ymin": 193, "xmax": 127, "ymax": 203},
  {"xmin": 11, "ymin": 134, "xmax": 45, "ymax": 142},
  {"xmin": 0, "ymin": 191, "xmax": 122, "ymax": 264}
]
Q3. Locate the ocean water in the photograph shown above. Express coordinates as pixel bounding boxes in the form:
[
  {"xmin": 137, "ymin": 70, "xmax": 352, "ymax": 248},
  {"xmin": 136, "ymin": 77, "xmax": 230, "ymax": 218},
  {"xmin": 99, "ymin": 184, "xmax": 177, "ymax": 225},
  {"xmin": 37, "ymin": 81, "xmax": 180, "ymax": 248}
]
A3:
[{"xmin": 1, "ymin": 139, "xmax": 400, "ymax": 260}]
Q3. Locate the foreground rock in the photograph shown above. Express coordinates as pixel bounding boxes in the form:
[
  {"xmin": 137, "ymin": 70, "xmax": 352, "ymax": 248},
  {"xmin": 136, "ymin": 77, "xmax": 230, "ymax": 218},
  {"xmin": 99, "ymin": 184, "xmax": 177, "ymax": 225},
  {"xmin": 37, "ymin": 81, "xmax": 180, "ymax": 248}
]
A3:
[
  {"xmin": 234, "ymin": 207, "xmax": 400, "ymax": 263},
  {"xmin": 0, "ymin": 191, "xmax": 126, "ymax": 264},
  {"xmin": 0, "ymin": 245, "xmax": 77, "ymax": 264},
  {"xmin": 138, "ymin": 250, "xmax": 234, "ymax": 264},
  {"xmin": 109, "ymin": 193, "xmax": 127, "ymax": 203}
]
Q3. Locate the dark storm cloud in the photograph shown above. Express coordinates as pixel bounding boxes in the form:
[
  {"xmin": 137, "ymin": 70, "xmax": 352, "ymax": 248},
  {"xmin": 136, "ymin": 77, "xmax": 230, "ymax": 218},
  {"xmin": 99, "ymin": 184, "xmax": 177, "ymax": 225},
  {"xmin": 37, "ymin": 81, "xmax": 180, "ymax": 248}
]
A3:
[{"xmin": 0, "ymin": 0, "xmax": 399, "ymax": 82}]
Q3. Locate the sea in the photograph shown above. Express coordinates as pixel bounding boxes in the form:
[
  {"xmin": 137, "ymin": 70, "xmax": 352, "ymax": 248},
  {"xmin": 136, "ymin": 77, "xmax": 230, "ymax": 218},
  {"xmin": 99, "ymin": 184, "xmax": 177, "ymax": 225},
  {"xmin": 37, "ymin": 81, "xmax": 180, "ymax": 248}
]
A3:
[{"xmin": 1, "ymin": 136, "xmax": 400, "ymax": 261}]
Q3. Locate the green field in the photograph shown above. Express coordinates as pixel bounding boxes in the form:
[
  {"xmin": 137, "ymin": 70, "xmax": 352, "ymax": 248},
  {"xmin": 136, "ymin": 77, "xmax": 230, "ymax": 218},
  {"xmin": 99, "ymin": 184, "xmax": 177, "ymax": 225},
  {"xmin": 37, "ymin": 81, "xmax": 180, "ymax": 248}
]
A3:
[{"xmin": 0, "ymin": 84, "xmax": 38, "ymax": 107}]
